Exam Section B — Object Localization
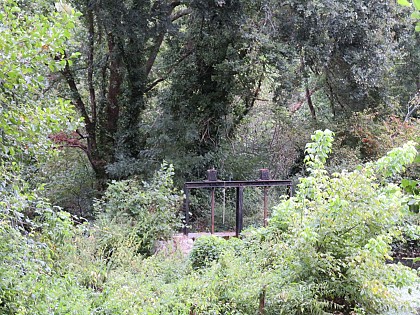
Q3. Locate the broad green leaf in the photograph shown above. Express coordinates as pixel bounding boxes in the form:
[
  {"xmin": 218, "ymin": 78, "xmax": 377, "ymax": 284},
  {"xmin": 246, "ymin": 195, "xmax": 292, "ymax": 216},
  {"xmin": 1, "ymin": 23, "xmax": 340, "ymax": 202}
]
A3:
[
  {"xmin": 411, "ymin": 11, "xmax": 420, "ymax": 19},
  {"xmin": 413, "ymin": 0, "xmax": 420, "ymax": 10},
  {"xmin": 397, "ymin": 0, "xmax": 412, "ymax": 6}
]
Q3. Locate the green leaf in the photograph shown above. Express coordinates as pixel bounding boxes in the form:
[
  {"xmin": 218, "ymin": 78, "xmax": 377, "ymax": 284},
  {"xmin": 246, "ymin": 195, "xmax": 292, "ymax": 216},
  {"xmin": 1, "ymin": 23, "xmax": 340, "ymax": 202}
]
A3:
[
  {"xmin": 413, "ymin": 0, "xmax": 420, "ymax": 10},
  {"xmin": 416, "ymin": 22, "xmax": 420, "ymax": 32},
  {"xmin": 398, "ymin": 0, "xmax": 412, "ymax": 6},
  {"xmin": 411, "ymin": 11, "xmax": 420, "ymax": 19}
]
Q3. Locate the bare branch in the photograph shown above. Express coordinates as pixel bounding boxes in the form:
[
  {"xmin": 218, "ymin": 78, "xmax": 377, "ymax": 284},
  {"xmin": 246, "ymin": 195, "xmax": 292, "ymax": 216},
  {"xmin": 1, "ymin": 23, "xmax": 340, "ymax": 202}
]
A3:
[
  {"xmin": 146, "ymin": 33, "xmax": 165, "ymax": 77},
  {"xmin": 171, "ymin": 8, "xmax": 192, "ymax": 22},
  {"xmin": 145, "ymin": 48, "xmax": 194, "ymax": 93},
  {"xmin": 289, "ymin": 88, "xmax": 317, "ymax": 113},
  {"xmin": 61, "ymin": 56, "xmax": 91, "ymax": 125},
  {"xmin": 145, "ymin": 2, "xmax": 190, "ymax": 77},
  {"xmin": 306, "ymin": 86, "xmax": 316, "ymax": 120},
  {"xmin": 87, "ymin": 8, "xmax": 97, "ymax": 125},
  {"xmin": 404, "ymin": 90, "xmax": 420, "ymax": 122}
]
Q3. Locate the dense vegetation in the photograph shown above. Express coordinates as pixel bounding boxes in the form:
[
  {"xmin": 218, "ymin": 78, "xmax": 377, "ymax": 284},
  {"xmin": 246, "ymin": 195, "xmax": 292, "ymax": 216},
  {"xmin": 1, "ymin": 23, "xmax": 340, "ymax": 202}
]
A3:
[{"xmin": 1, "ymin": 0, "xmax": 419, "ymax": 314}]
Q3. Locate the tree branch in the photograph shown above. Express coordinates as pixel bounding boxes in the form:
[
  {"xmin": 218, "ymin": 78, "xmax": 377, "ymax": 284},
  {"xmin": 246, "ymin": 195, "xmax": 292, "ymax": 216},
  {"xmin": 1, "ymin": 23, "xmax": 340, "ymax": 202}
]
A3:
[
  {"xmin": 404, "ymin": 90, "xmax": 420, "ymax": 122},
  {"xmin": 145, "ymin": 2, "xmax": 191, "ymax": 77},
  {"xmin": 306, "ymin": 85, "xmax": 316, "ymax": 120},
  {"xmin": 145, "ymin": 48, "xmax": 194, "ymax": 93},
  {"xmin": 289, "ymin": 88, "xmax": 318, "ymax": 113},
  {"xmin": 171, "ymin": 8, "xmax": 192, "ymax": 22},
  {"xmin": 228, "ymin": 72, "xmax": 264, "ymax": 138},
  {"xmin": 87, "ymin": 8, "xmax": 97, "ymax": 125},
  {"xmin": 146, "ymin": 32, "xmax": 165, "ymax": 77},
  {"xmin": 61, "ymin": 56, "xmax": 91, "ymax": 125}
]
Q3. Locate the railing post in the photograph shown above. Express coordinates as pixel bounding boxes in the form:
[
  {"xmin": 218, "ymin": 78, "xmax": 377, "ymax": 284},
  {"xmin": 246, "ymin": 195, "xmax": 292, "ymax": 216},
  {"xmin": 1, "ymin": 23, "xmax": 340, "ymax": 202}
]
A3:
[
  {"xmin": 183, "ymin": 185, "xmax": 190, "ymax": 235},
  {"xmin": 259, "ymin": 169, "xmax": 270, "ymax": 227},
  {"xmin": 211, "ymin": 188, "xmax": 215, "ymax": 234},
  {"xmin": 235, "ymin": 186, "xmax": 244, "ymax": 237},
  {"xmin": 263, "ymin": 187, "xmax": 268, "ymax": 227},
  {"xmin": 207, "ymin": 169, "xmax": 217, "ymax": 235}
]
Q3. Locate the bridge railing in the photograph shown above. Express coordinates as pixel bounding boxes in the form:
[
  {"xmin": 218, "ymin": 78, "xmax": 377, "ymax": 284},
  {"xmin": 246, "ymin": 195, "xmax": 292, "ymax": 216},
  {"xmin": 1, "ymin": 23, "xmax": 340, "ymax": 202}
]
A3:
[{"xmin": 183, "ymin": 169, "xmax": 293, "ymax": 237}]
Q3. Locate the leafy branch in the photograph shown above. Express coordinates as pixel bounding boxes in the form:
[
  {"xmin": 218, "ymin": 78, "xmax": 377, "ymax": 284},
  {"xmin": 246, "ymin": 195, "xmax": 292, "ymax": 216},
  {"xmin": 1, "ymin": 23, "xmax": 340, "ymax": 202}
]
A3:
[{"xmin": 398, "ymin": 0, "xmax": 420, "ymax": 31}]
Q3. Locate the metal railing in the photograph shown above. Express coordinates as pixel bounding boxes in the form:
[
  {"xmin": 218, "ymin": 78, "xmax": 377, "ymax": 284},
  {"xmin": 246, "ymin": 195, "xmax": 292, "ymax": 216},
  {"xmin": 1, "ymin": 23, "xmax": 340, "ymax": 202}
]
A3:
[{"xmin": 183, "ymin": 169, "xmax": 293, "ymax": 237}]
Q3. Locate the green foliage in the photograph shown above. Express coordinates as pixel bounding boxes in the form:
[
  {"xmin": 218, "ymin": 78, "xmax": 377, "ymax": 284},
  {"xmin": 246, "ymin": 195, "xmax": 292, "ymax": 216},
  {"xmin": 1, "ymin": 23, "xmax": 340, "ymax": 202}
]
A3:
[
  {"xmin": 0, "ymin": 174, "xmax": 94, "ymax": 314},
  {"xmin": 189, "ymin": 235, "xmax": 230, "ymax": 269},
  {"xmin": 94, "ymin": 162, "xmax": 183, "ymax": 256},
  {"xmin": 304, "ymin": 129, "xmax": 335, "ymax": 170},
  {"xmin": 263, "ymin": 0, "xmax": 416, "ymax": 117},
  {"xmin": 0, "ymin": 0, "xmax": 80, "ymax": 167},
  {"xmin": 373, "ymin": 141, "xmax": 418, "ymax": 178},
  {"xmin": 267, "ymin": 130, "xmax": 418, "ymax": 314},
  {"xmin": 35, "ymin": 149, "xmax": 97, "ymax": 217},
  {"xmin": 144, "ymin": 0, "xmax": 264, "ymax": 181},
  {"xmin": 1, "ymin": 0, "xmax": 420, "ymax": 311},
  {"xmin": 398, "ymin": 0, "xmax": 420, "ymax": 31},
  {"xmin": 2, "ymin": 130, "xmax": 419, "ymax": 315},
  {"xmin": 401, "ymin": 178, "xmax": 420, "ymax": 212}
]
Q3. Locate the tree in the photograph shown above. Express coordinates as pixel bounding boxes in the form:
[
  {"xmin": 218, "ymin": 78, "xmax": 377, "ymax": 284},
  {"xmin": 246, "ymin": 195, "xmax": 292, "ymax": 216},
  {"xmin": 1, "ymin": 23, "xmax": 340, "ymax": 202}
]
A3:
[
  {"xmin": 58, "ymin": 0, "xmax": 194, "ymax": 184},
  {"xmin": 59, "ymin": 0, "xmax": 419, "ymax": 188},
  {"xmin": 261, "ymin": 0, "xmax": 416, "ymax": 118},
  {"xmin": 60, "ymin": 0, "xmax": 268, "ymax": 184},
  {"xmin": 143, "ymin": 0, "xmax": 265, "ymax": 178}
]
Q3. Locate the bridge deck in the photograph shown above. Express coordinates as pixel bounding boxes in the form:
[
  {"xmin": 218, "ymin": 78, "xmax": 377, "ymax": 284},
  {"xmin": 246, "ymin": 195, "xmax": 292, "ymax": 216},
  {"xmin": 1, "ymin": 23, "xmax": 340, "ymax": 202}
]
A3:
[{"xmin": 186, "ymin": 231, "xmax": 237, "ymax": 239}]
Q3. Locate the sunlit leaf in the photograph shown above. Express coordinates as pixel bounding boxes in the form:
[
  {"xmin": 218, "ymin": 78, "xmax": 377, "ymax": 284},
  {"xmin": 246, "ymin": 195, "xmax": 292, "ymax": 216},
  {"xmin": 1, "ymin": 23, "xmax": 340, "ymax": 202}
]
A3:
[
  {"xmin": 397, "ymin": 0, "xmax": 412, "ymax": 6},
  {"xmin": 411, "ymin": 11, "xmax": 420, "ymax": 18}
]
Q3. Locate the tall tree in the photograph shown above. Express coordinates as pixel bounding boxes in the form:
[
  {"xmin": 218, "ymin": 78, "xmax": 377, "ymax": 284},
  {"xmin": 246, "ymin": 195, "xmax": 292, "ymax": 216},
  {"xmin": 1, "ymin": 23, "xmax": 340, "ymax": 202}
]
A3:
[
  {"xmin": 62, "ymin": 0, "xmax": 264, "ymax": 183},
  {"xmin": 263, "ymin": 0, "xmax": 415, "ymax": 117},
  {"xmin": 144, "ymin": 0, "xmax": 265, "ymax": 178},
  {"xmin": 61, "ymin": 0, "xmax": 193, "ymax": 184}
]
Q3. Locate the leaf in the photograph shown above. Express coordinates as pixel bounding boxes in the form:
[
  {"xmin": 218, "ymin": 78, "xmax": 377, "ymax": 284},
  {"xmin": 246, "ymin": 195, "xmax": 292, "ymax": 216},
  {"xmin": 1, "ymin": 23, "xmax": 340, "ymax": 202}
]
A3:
[
  {"xmin": 413, "ymin": 0, "xmax": 420, "ymax": 10},
  {"xmin": 397, "ymin": 0, "xmax": 412, "ymax": 6},
  {"xmin": 411, "ymin": 11, "xmax": 420, "ymax": 19},
  {"xmin": 416, "ymin": 22, "xmax": 420, "ymax": 32}
]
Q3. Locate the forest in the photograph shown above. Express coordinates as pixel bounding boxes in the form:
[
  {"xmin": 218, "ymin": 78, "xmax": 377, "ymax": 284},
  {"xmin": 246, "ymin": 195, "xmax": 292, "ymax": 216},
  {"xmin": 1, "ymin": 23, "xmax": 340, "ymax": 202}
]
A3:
[{"xmin": 0, "ymin": 0, "xmax": 419, "ymax": 314}]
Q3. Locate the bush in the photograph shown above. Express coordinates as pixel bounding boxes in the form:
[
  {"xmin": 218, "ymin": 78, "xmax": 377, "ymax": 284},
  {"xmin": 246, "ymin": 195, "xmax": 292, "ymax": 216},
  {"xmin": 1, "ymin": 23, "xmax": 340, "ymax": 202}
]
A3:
[
  {"xmin": 189, "ymin": 235, "xmax": 230, "ymax": 269},
  {"xmin": 265, "ymin": 130, "xmax": 418, "ymax": 314},
  {"xmin": 94, "ymin": 161, "xmax": 183, "ymax": 256},
  {"xmin": 0, "ymin": 176, "xmax": 94, "ymax": 314}
]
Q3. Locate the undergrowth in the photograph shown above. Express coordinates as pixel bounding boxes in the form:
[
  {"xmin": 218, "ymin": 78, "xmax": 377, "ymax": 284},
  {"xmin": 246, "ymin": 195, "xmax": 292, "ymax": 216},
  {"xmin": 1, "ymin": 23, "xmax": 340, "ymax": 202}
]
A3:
[{"xmin": 0, "ymin": 132, "xmax": 418, "ymax": 315}]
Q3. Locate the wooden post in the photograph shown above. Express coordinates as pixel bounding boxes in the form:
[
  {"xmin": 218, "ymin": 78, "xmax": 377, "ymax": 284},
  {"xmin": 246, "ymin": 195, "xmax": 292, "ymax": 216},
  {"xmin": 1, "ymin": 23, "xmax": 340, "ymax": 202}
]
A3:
[
  {"xmin": 236, "ymin": 186, "xmax": 244, "ymax": 237},
  {"xmin": 207, "ymin": 169, "xmax": 217, "ymax": 181},
  {"xmin": 258, "ymin": 286, "xmax": 266, "ymax": 314}
]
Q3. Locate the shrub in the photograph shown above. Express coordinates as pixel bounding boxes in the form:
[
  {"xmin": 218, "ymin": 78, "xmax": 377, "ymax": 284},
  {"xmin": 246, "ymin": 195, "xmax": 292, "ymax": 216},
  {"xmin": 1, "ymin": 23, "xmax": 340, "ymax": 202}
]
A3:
[
  {"xmin": 266, "ymin": 130, "xmax": 418, "ymax": 314},
  {"xmin": 189, "ymin": 235, "xmax": 230, "ymax": 269},
  {"xmin": 94, "ymin": 161, "xmax": 183, "ymax": 256},
  {"xmin": 0, "ymin": 175, "xmax": 94, "ymax": 314}
]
